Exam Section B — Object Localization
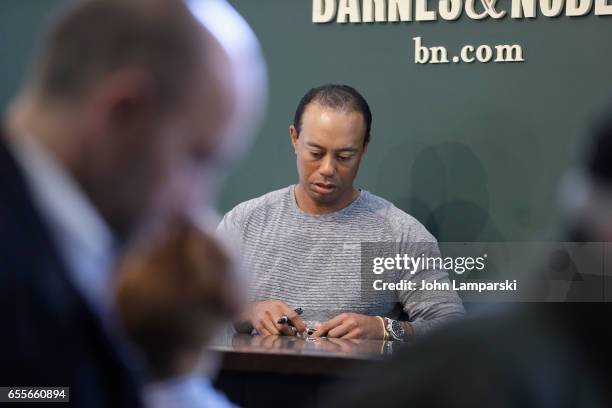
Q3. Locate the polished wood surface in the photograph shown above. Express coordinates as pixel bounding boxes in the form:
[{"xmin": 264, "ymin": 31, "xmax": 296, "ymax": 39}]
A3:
[
  {"xmin": 211, "ymin": 334, "xmax": 410, "ymax": 407},
  {"xmin": 210, "ymin": 334, "xmax": 405, "ymax": 376}
]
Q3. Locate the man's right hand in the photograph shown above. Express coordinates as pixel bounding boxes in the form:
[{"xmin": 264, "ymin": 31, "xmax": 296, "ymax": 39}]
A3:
[{"xmin": 236, "ymin": 300, "xmax": 307, "ymax": 336}]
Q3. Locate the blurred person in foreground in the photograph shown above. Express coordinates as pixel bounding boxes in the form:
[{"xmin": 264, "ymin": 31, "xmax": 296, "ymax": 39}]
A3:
[
  {"xmin": 327, "ymin": 112, "xmax": 612, "ymax": 407},
  {"xmin": 115, "ymin": 219, "xmax": 241, "ymax": 408},
  {"xmin": 0, "ymin": 0, "xmax": 265, "ymax": 406}
]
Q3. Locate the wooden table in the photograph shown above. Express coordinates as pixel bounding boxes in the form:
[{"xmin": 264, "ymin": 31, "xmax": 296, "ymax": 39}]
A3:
[{"xmin": 210, "ymin": 334, "xmax": 407, "ymax": 407}]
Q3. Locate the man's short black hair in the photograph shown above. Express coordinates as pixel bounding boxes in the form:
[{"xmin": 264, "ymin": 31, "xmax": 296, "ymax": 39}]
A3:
[{"xmin": 293, "ymin": 84, "xmax": 372, "ymax": 145}]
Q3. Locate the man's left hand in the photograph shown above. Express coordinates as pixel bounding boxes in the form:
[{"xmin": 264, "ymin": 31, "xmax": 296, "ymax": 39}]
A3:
[{"xmin": 313, "ymin": 313, "xmax": 384, "ymax": 339}]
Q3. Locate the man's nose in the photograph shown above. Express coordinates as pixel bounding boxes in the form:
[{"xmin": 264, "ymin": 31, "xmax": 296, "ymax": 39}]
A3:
[{"xmin": 318, "ymin": 155, "xmax": 336, "ymax": 177}]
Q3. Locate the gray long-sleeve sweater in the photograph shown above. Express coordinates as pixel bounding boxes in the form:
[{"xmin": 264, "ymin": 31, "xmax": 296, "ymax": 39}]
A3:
[{"xmin": 218, "ymin": 185, "xmax": 465, "ymax": 337}]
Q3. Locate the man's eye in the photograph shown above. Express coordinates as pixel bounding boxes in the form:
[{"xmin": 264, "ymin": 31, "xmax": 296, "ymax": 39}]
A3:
[
  {"xmin": 310, "ymin": 152, "xmax": 323, "ymax": 159},
  {"xmin": 338, "ymin": 155, "xmax": 352, "ymax": 161}
]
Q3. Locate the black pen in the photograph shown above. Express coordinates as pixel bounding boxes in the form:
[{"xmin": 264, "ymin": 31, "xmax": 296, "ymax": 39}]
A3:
[{"xmin": 277, "ymin": 307, "xmax": 303, "ymax": 325}]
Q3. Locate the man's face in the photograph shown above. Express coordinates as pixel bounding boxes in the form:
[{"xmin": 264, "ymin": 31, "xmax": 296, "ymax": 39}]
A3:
[
  {"xmin": 145, "ymin": 66, "xmax": 229, "ymax": 221},
  {"xmin": 290, "ymin": 102, "xmax": 368, "ymax": 212},
  {"xmin": 101, "ymin": 37, "xmax": 233, "ymax": 238}
]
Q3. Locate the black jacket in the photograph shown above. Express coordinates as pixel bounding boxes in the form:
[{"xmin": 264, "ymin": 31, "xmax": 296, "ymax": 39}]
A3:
[{"xmin": 0, "ymin": 133, "xmax": 142, "ymax": 407}]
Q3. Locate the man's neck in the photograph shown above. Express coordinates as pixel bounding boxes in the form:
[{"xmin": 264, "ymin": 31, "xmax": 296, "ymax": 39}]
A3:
[
  {"xmin": 6, "ymin": 95, "xmax": 78, "ymax": 174},
  {"xmin": 294, "ymin": 184, "xmax": 360, "ymax": 215},
  {"xmin": 7, "ymin": 97, "xmax": 131, "ymax": 240}
]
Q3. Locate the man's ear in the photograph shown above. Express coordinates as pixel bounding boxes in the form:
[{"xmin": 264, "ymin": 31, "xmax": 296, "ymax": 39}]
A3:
[
  {"xmin": 289, "ymin": 125, "xmax": 299, "ymax": 153},
  {"xmin": 362, "ymin": 140, "xmax": 369, "ymax": 155},
  {"xmin": 87, "ymin": 69, "xmax": 157, "ymax": 140}
]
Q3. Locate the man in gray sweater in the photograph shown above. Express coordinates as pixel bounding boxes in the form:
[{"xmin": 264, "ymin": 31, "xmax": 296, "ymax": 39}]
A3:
[{"xmin": 218, "ymin": 84, "xmax": 464, "ymax": 340}]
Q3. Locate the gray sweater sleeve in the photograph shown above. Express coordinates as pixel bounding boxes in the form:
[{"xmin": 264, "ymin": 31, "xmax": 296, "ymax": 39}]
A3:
[{"xmin": 387, "ymin": 207, "xmax": 465, "ymax": 337}]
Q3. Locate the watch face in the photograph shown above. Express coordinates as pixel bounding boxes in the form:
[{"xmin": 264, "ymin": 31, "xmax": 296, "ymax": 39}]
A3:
[{"xmin": 391, "ymin": 320, "xmax": 405, "ymax": 339}]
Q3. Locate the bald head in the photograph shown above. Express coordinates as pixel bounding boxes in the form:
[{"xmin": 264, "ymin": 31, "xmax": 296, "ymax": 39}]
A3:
[
  {"xmin": 6, "ymin": 0, "xmax": 238, "ymax": 239},
  {"xmin": 31, "ymin": 0, "xmax": 204, "ymax": 110}
]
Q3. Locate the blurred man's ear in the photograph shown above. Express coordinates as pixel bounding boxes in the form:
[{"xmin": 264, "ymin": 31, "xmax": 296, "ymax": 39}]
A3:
[
  {"xmin": 289, "ymin": 125, "xmax": 299, "ymax": 153},
  {"xmin": 87, "ymin": 69, "xmax": 158, "ymax": 141}
]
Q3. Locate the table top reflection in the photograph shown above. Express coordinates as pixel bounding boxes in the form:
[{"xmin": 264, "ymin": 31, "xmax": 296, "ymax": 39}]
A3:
[
  {"xmin": 213, "ymin": 333, "xmax": 396, "ymax": 358},
  {"xmin": 210, "ymin": 334, "xmax": 407, "ymax": 376}
]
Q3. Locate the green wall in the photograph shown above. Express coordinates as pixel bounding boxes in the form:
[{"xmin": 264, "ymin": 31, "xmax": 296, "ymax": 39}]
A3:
[
  {"xmin": 0, "ymin": 2, "xmax": 63, "ymax": 107},
  {"xmin": 2, "ymin": 1, "xmax": 611, "ymax": 241},
  {"xmin": 220, "ymin": 0, "xmax": 612, "ymax": 241}
]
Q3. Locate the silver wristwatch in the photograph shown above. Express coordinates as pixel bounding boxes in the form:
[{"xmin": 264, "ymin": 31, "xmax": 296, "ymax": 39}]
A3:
[{"xmin": 384, "ymin": 317, "xmax": 406, "ymax": 341}]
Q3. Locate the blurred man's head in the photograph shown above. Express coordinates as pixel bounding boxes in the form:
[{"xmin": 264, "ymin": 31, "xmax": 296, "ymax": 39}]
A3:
[
  {"xmin": 561, "ymin": 110, "xmax": 612, "ymax": 241},
  {"xmin": 8, "ymin": 0, "xmax": 234, "ymax": 238},
  {"xmin": 115, "ymin": 219, "xmax": 240, "ymax": 379},
  {"xmin": 289, "ymin": 85, "xmax": 372, "ymax": 214}
]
